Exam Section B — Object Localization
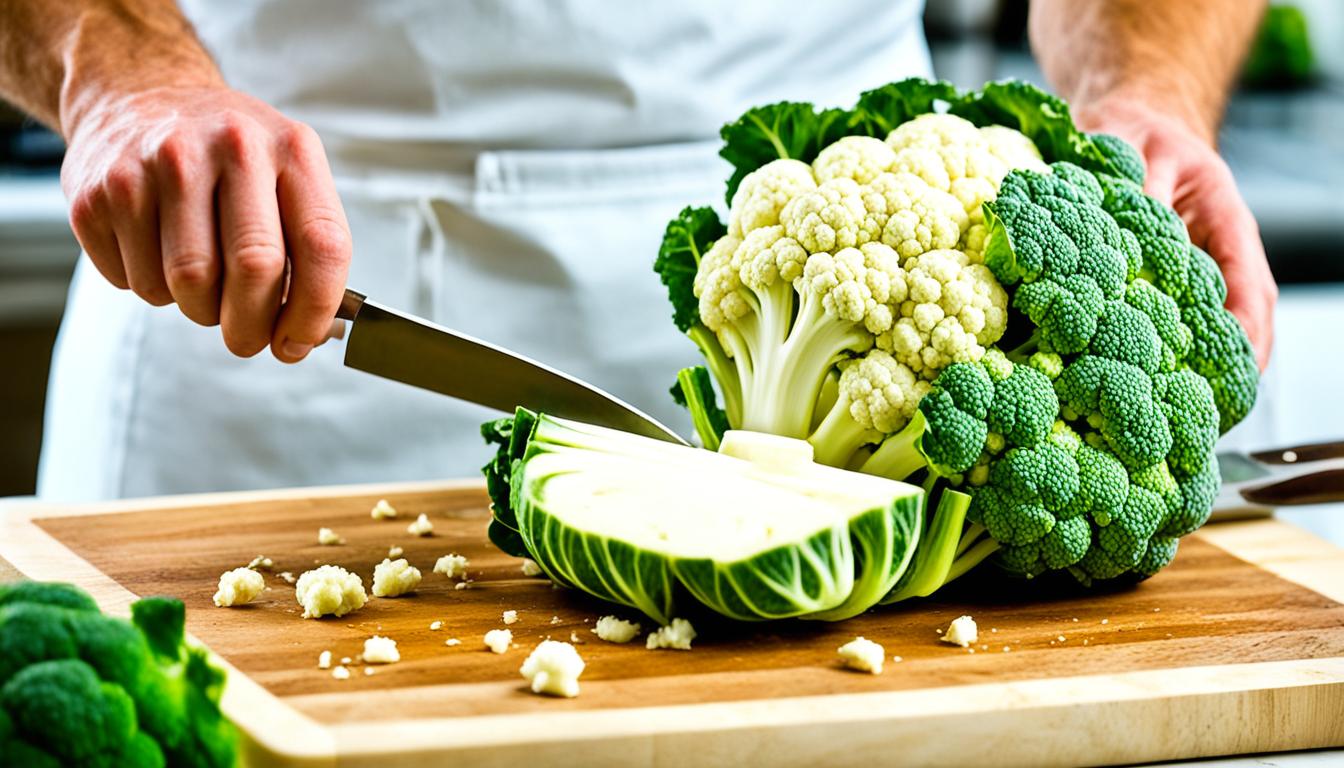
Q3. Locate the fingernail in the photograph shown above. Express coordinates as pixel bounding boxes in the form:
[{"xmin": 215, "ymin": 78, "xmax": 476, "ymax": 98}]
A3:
[{"xmin": 282, "ymin": 340, "xmax": 313, "ymax": 360}]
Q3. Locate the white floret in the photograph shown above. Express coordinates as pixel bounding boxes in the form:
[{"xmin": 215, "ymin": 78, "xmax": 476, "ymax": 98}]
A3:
[
  {"xmin": 247, "ymin": 555, "xmax": 273, "ymax": 571},
  {"xmin": 728, "ymin": 159, "xmax": 818, "ymax": 237},
  {"xmin": 363, "ymin": 635, "xmax": 401, "ymax": 664},
  {"xmin": 693, "ymin": 234, "xmax": 748, "ymax": 334},
  {"xmin": 212, "ymin": 567, "xmax": 265, "ymax": 607},
  {"xmin": 837, "ymin": 636, "xmax": 885, "ymax": 674},
  {"xmin": 387, "ymin": 545, "xmax": 403, "ymax": 559},
  {"xmin": 645, "ymin": 618, "xmax": 696, "ymax": 651},
  {"xmin": 295, "ymin": 565, "xmax": 367, "ymax": 619},
  {"xmin": 812, "ymin": 136, "xmax": 897, "ymax": 185},
  {"xmin": 433, "ymin": 553, "xmax": 470, "ymax": 579},
  {"xmin": 503, "ymin": 610, "xmax": 519, "ymax": 625},
  {"xmin": 593, "ymin": 615, "xmax": 641, "ymax": 644},
  {"xmin": 370, "ymin": 498, "xmax": 398, "ymax": 519},
  {"xmin": 484, "ymin": 629, "xmax": 513, "ymax": 654},
  {"xmin": 734, "ymin": 225, "xmax": 809, "ymax": 294},
  {"xmin": 941, "ymin": 615, "xmax": 979, "ymax": 648},
  {"xmin": 331, "ymin": 666, "xmax": 351, "ymax": 681},
  {"xmin": 371, "ymin": 558, "xmax": 421, "ymax": 598},
  {"xmin": 839, "ymin": 350, "xmax": 926, "ymax": 433},
  {"xmin": 780, "ymin": 178, "xmax": 873, "ymax": 253},
  {"xmin": 317, "ymin": 650, "xmax": 332, "ymax": 669},
  {"xmin": 878, "ymin": 249, "xmax": 1006, "ymax": 377},
  {"xmin": 520, "ymin": 640, "xmax": 585, "ymax": 698},
  {"xmin": 317, "ymin": 527, "xmax": 344, "ymax": 546},
  {"xmin": 406, "ymin": 513, "xmax": 434, "ymax": 537},
  {"xmin": 864, "ymin": 172, "xmax": 966, "ymax": 260}
]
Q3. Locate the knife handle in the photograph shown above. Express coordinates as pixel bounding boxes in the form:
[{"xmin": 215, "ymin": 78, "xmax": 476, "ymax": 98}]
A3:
[
  {"xmin": 336, "ymin": 288, "xmax": 367, "ymax": 322},
  {"xmin": 1241, "ymin": 468, "xmax": 1344, "ymax": 506}
]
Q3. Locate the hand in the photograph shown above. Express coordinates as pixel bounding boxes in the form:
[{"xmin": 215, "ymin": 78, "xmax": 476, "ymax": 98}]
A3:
[
  {"xmin": 1075, "ymin": 99, "xmax": 1276, "ymax": 371},
  {"xmin": 60, "ymin": 85, "xmax": 352, "ymax": 363}
]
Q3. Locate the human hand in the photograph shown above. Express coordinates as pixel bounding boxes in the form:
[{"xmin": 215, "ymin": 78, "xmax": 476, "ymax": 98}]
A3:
[
  {"xmin": 1076, "ymin": 99, "xmax": 1276, "ymax": 371},
  {"xmin": 60, "ymin": 85, "xmax": 351, "ymax": 363}
]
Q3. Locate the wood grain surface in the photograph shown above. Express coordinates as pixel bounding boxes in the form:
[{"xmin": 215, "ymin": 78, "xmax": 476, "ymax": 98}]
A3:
[{"xmin": 3, "ymin": 482, "xmax": 1343, "ymax": 768}]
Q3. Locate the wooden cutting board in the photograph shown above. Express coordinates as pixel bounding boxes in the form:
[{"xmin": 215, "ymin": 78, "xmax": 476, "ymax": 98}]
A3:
[{"xmin": 2, "ymin": 481, "xmax": 1342, "ymax": 768}]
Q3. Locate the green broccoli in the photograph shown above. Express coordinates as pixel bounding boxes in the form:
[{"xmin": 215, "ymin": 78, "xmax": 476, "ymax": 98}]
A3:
[{"xmin": 0, "ymin": 582, "xmax": 236, "ymax": 768}]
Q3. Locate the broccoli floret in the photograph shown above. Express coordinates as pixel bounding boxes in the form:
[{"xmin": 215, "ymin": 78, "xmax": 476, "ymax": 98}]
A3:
[
  {"xmin": 0, "ymin": 585, "xmax": 234, "ymax": 768},
  {"xmin": 1055, "ymin": 355, "xmax": 1173, "ymax": 470},
  {"xmin": 1153, "ymin": 369, "xmax": 1220, "ymax": 476},
  {"xmin": 1090, "ymin": 133, "xmax": 1146, "ymax": 186},
  {"xmin": 1182, "ymin": 296, "xmax": 1260, "ymax": 433},
  {"xmin": 1125, "ymin": 278, "xmax": 1193, "ymax": 370}
]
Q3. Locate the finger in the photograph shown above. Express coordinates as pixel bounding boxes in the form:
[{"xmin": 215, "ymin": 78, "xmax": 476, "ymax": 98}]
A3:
[
  {"xmin": 216, "ymin": 123, "xmax": 286, "ymax": 358},
  {"xmin": 68, "ymin": 191, "xmax": 129, "ymax": 289},
  {"xmin": 1142, "ymin": 154, "xmax": 1179, "ymax": 206},
  {"xmin": 156, "ymin": 137, "xmax": 223, "ymax": 326},
  {"xmin": 271, "ymin": 124, "xmax": 351, "ymax": 363},
  {"xmin": 108, "ymin": 173, "xmax": 171, "ymax": 307}
]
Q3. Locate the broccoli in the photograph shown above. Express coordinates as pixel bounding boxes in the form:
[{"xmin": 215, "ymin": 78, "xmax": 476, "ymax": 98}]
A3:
[{"xmin": 0, "ymin": 582, "xmax": 236, "ymax": 767}]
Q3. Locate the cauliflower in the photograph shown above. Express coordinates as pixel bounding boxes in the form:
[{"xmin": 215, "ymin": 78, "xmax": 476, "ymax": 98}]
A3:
[
  {"xmin": 728, "ymin": 159, "xmax": 817, "ymax": 237},
  {"xmin": 812, "ymin": 135, "xmax": 896, "ymax": 185},
  {"xmin": 372, "ymin": 558, "xmax": 421, "ymax": 597},
  {"xmin": 502, "ymin": 610, "xmax": 519, "ymax": 625},
  {"xmin": 645, "ymin": 618, "xmax": 696, "ymax": 651},
  {"xmin": 879, "ymin": 249, "xmax": 1007, "ymax": 377},
  {"xmin": 406, "ymin": 513, "xmax": 434, "ymax": 537},
  {"xmin": 318, "ymin": 650, "xmax": 332, "ymax": 669},
  {"xmin": 520, "ymin": 640, "xmax": 585, "ymax": 698},
  {"xmin": 370, "ymin": 498, "xmax": 397, "ymax": 519},
  {"xmin": 317, "ymin": 527, "xmax": 344, "ymax": 546},
  {"xmin": 295, "ymin": 565, "xmax": 367, "ymax": 619},
  {"xmin": 520, "ymin": 559, "xmax": 543, "ymax": 576},
  {"xmin": 941, "ymin": 615, "xmax": 979, "ymax": 648},
  {"xmin": 865, "ymin": 172, "xmax": 966, "ymax": 259},
  {"xmin": 484, "ymin": 629, "xmax": 513, "ymax": 654},
  {"xmin": 780, "ymin": 178, "xmax": 873, "ymax": 253},
  {"xmin": 837, "ymin": 636, "xmax": 885, "ymax": 674},
  {"xmin": 593, "ymin": 615, "xmax": 641, "ymax": 644},
  {"xmin": 212, "ymin": 567, "xmax": 264, "ymax": 607},
  {"xmin": 363, "ymin": 635, "xmax": 400, "ymax": 664},
  {"xmin": 433, "ymin": 553, "xmax": 469, "ymax": 579}
]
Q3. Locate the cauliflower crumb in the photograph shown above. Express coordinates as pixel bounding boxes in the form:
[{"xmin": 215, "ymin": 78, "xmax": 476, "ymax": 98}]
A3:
[
  {"xmin": 454, "ymin": 581, "xmax": 470, "ymax": 590},
  {"xmin": 363, "ymin": 635, "xmax": 400, "ymax": 664},
  {"xmin": 371, "ymin": 498, "xmax": 398, "ymax": 519},
  {"xmin": 371, "ymin": 558, "xmax": 421, "ymax": 598},
  {"xmin": 484, "ymin": 629, "xmax": 513, "ymax": 654},
  {"xmin": 521, "ymin": 559, "xmax": 543, "ymax": 577},
  {"xmin": 593, "ymin": 615, "xmax": 641, "ymax": 644},
  {"xmin": 941, "ymin": 615, "xmax": 978, "ymax": 648},
  {"xmin": 278, "ymin": 571, "xmax": 297, "ymax": 584},
  {"xmin": 445, "ymin": 638, "xmax": 461, "ymax": 647},
  {"xmin": 837, "ymin": 637, "xmax": 885, "ymax": 674},
  {"xmin": 503, "ymin": 610, "xmax": 519, "ymax": 625},
  {"xmin": 520, "ymin": 640, "xmax": 585, "ymax": 698},
  {"xmin": 645, "ymin": 618, "xmax": 696, "ymax": 651},
  {"xmin": 570, "ymin": 631, "xmax": 583, "ymax": 644},
  {"xmin": 295, "ymin": 565, "xmax": 367, "ymax": 619},
  {"xmin": 891, "ymin": 655, "xmax": 903, "ymax": 663},
  {"xmin": 388, "ymin": 545, "xmax": 403, "ymax": 559},
  {"xmin": 317, "ymin": 650, "xmax": 332, "ymax": 670},
  {"xmin": 433, "ymin": 553, "xmax": 469, "ymax": 579},
  {"xmin": 341, "ymin": 657, "xmax": 352, "ymax": 665},
  {"xmin": 406, "ymin": 513, "xmax": 434, "ymax": 537},
  {"xmin": 213, "ymin": 567, "xmax": 265, "ymax": 607},
  {"xmin": 550, "ymin": 616, "xmax": 562, "ymax": 625},
  {"xmin": 364, "ymin": 667, "xmax": 375, "ymax": 676},
  {"xmin": 247, "ymin": 556, "xmax": 273, "ymax": 571},
  {"xmin": 331, "ymin": 666, "xmax": 351, "ymax": 681},
  {"xmin": 429, "ymin": 620, "xmax": 443, "ymax": 631},
  {"xmin": 317, "ymin": 527, "xmax": 344, "ymax": 546}
]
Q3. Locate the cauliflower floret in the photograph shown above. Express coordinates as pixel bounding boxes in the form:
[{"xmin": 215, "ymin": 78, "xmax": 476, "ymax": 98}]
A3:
[
  {"xmin": 812, "ymin": 136, "xmax": 896, "ymax": 185},
  {"xmin": 370, "ymin": 498, "xmax": 397, "ymax": 519},
  {"xmin": 735, "ymin": 225, "xmax": 809, "ymax": 292},
  {"xmin": 728, "ymin": 159, "xmax": 817, "ymax": 237},
  {"xmin": 941, "ymin": 615, "xmax": 979, "ymax": 648},
  {"xmin": 864, "ymin": 172, "xmax": 966, "ymax": 260},
  {"xmin": 799, "ymin": 243, "xmax": 905, "ymax": 336},
  {"xmin": 484, "ymin": 628, "xmax": 513, "ymax": 654},
  {"xmin": 780, "ymin": 178, "xmax": 873, "ymax": 253},
  {"xmin": 592, "ymin": 615, "xmax": 642, "ymax": 644},
  {"xmin": 693, "ymin": 234, "xmax": 748, "ymax": 333},
  {"xmin": 645, "ymin": 618, "xmax": 696, "ymax": 651},
  {"xmin": 433, "ymin": 553, "xmax": 469, "ymax": 579},
  {"xmin": 317, "ymin": 527, "xmax": 344, "ymax": 546},
  {"xmin": 363, "ymin": 635, "xmax": 400, "ymax": 664},
  {"xmin": 371, "ymin": 557, "xmax": 421, "ymax": 598},
  {"xmin": 979, "ymin": 125, "xmax": 1049, "ymax": 173},
  {"xmin": 213, "ymin": 567, "xmax": 264, "ymax": 607},
  {"xmin": 839, "ymin": 350, "xmax": 929, "ymax": 433},
  {"xmin": 295, "ymin": 565, "xmax": 367, "ymax": 619},
  {"xmin": 878, "ymin": 249, "xmax": 1007, "ymax": 377},
  {"xmin": 837, "ymin": 636, "xmax": 885, "ymax": 674},
  {"xmin": 520, "ymin": 640, "xmax": 585, "ymax": 698},
  {"xmin": 406, "ymin": 513, "xmax": 433, "ymax": 537}
]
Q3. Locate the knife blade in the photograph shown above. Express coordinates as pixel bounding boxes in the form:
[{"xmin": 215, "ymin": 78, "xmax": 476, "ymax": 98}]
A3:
[
  {"xmin": 336, "ymin": 289, "xmax": 689, "ymax": 445},
  {"xmin": 1211, "ymin": 440, "xmax": 1344, "ymax": 522}
]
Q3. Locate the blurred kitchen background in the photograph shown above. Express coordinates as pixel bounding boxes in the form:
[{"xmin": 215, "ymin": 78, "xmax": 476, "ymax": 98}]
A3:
[{"xmin": 0, "ymin": 1, "xmax": 1341, "ymax": 500}]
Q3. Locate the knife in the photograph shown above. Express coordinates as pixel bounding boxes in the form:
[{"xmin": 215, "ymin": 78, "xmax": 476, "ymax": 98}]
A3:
[
  {"xmin": 334, "ymin": 288, "xmax": 689, "ymax": 445},
  {"xmin": 1210, "ymin": 440, "xmax": 1344, "ymax": 521}
]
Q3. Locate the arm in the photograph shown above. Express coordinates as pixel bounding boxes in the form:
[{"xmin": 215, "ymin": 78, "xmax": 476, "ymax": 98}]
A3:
[
  {"xmin": 1030, "ymin": 0, "xmax": 1276, "ymax": 370},
  {"xmin": 0, "ymin": 0, "xmax": 350, "ymax": 362}
]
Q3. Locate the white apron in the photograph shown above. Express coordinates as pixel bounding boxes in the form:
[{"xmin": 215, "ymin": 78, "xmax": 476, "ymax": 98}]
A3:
[{"xmin": 38, "ymin": 0, "xmax": 932, "ymax": 501}]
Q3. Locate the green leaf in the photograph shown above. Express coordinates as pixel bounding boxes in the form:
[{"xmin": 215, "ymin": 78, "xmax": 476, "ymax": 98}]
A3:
[
  {"xmin": 670, "ymin": 366, "xmax": 729, "ymax": 451},
  {"xmin": 951, "ymin": 80, "xmax": 1110, "ymax": 171},
  {"xmin": 853, "ymin": 78, "xmax": 961, "ymax": 137},
  {"xmin": 653, "ymin": 206, "xmax": 726, "ymax": 332},
  {"xmin": 719, "ymin": 102, "xmax": 856, "ymax": 203}
]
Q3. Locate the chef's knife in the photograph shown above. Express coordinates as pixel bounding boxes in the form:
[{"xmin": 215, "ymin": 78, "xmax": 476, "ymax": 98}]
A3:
[
  {"xmin": 1210, "ymin": 440, "xmax": 1344, "ymax": 521},
  {"xmin": 335, "ymin": 289, "xmax": 689, "ymax": 445}
]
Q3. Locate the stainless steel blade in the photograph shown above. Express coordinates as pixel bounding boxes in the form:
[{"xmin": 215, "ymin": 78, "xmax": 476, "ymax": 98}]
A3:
[{"xmin": 339, "ymin": 291, "xmax": 688, "ymax": 445}]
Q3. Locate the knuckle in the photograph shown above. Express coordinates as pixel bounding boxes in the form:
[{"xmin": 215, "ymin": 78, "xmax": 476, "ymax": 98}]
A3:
[
  {"xmin": 164, "ymin": 252, "xmax": 217, "ymax": 289},
  {"xmin": 67, "ymin": 192, "xmax": 100, "ymax": 233},
  {"xmin": 277, "ymin": 121, "xmax": 321, "ymax": 159},
  {"xmin": 102, "ymin": 166, "xmax": 141, "ymax": 206},
  {"xmin": 229, "ymin": 238, "xmax": 285, "ymax": 283},
  {"xmin": 296, "ymin": 212, "xmax": 351, "ymax": 262},
  {"xmin": 214, "ymin": 114, "xmax": 262, "ymax": 162},
  {"xmin": 154, "ymin": 135, "xmax": 197, "ymax": 185}
]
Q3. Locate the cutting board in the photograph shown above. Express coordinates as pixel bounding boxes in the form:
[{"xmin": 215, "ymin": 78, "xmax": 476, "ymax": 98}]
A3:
[{"xmin": 2, "ymin": 481, "xmax": 1342, "ymax": 768}]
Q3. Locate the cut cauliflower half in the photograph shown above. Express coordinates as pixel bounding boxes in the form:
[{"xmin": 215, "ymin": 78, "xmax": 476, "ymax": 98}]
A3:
[
  {"xmin": 812, "ymin": 135, "xmax": 896, "ymax": 185},
  {"xmin": 728, "ymin": 159, "xmax": 817, "ymax": 237}
]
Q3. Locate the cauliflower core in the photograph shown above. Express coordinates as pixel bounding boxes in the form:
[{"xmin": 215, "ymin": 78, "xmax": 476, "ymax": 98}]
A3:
[
  {"xmin": 645, "ymin": 618, "xmax": 697, "ymax": 651},
  {"xmin": 593, "ymin": 615, "xmax": 641, "ymax": 644},
  {"xmin": 212, "ymin": 567, "xmax": 264, "ymax": 607},
  {"xmin": 295, "ymin": 565, "xmax": 367, "ymax": 619},
  {"xmin": 837, "ymin": 636, "xmax": 885, "ymax": 674},
  {"xmin": 520, "ymin": 640, "xmax": 585, "ymax": 698},
  {"xmin": 372, "ymin": 558, "xmax": 421, "ymax": 597}
]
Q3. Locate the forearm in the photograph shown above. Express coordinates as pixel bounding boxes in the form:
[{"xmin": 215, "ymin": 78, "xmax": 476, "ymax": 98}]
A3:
[
  {"xmin": 1029, "ymin": 0, "xmax": 1265, "ymax": 144},
  {"xmin": 0, "ymin": 0, "xmax": 220, "ymax": 135}
]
